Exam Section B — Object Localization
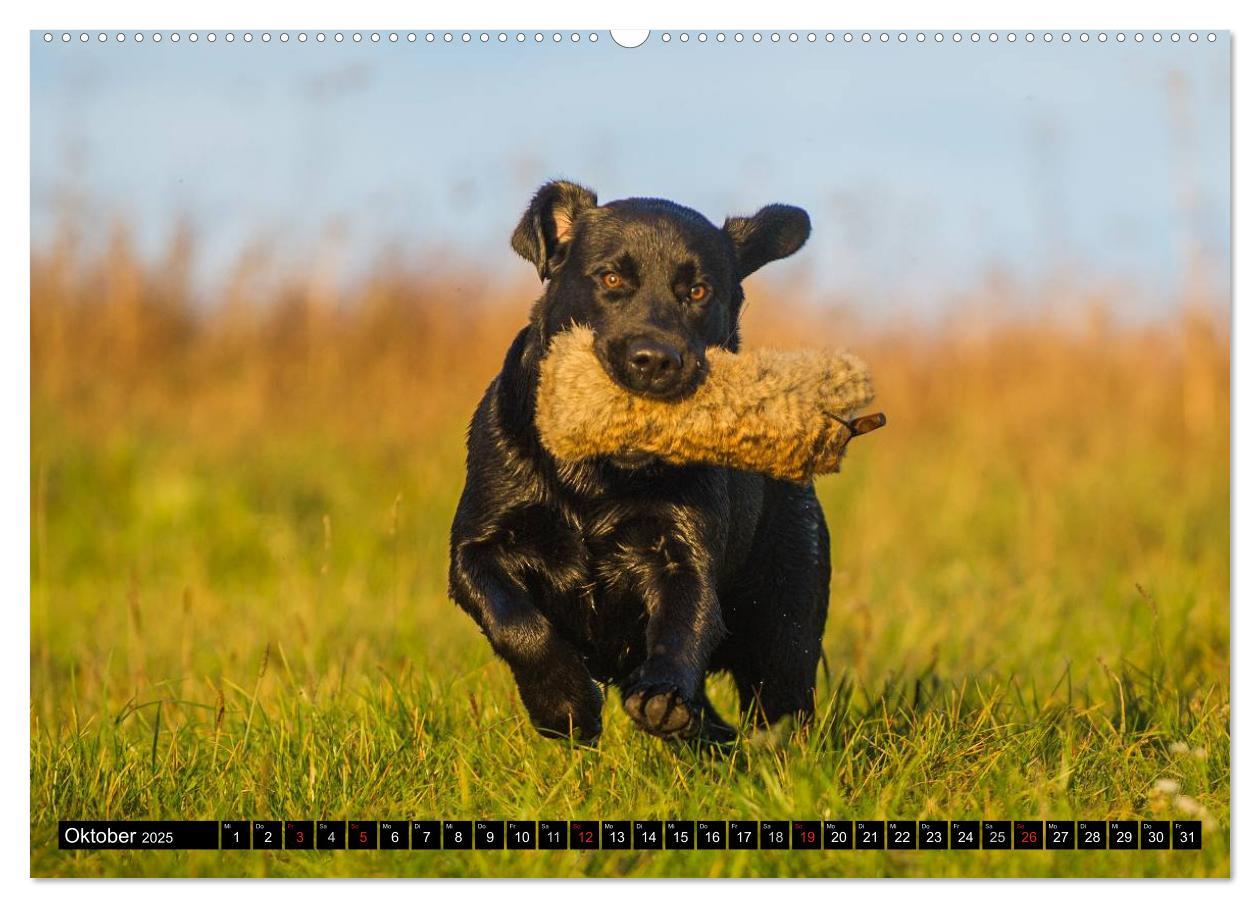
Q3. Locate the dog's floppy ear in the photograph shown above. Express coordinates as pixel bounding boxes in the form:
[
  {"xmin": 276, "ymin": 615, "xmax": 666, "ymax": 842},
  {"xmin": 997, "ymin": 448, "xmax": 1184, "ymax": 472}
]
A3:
[
  {"xmin": 511, "ymin": 180, "xmax": 598, "ymax": 281},
  {"xmin": 722, "ymin": 204, "xmax": 811, "ymax": 279}
]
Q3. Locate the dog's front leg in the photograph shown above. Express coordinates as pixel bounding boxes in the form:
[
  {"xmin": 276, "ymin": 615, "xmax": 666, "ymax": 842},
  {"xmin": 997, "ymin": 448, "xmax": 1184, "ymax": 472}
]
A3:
[
  {"xmin": 451, "ymin": 540, "xmax": 604, "ymax": 741},
  {"xmin": 620, "ymin": 562, "xmax": 726, "ymax": 740}
]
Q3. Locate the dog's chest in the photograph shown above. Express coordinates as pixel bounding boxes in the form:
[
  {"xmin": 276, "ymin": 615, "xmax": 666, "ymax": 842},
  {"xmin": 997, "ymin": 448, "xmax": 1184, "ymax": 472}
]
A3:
[
  {"xmin": 508, "ymin": 502, "xmax": 685, "ymax": 612},
  {"xmin": 494, "ymin": 496, "xmax": 709, "ymax": 679},
  {"xmin": 563, "ymin": 506, "xmax": 684, "ymax": 673}
]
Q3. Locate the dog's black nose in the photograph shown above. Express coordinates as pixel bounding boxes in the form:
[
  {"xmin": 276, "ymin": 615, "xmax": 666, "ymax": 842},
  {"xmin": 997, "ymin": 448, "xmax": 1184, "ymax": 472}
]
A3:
[{"xmin": 624, "ymin": 337, "xmax": 684, "ymax": 394}]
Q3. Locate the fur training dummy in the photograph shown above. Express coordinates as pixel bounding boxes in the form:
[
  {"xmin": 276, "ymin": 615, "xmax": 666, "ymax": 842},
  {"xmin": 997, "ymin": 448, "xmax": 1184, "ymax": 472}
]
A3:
[{"xmin": 535, "ymin": 326, "xmax": 885, "ymax": 483}]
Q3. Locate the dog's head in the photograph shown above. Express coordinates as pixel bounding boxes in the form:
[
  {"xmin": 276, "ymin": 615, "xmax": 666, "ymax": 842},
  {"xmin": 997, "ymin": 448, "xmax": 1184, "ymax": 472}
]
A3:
[{"xmin": 512, "ymin": 180, "xmax": 811, "ymax": 402}]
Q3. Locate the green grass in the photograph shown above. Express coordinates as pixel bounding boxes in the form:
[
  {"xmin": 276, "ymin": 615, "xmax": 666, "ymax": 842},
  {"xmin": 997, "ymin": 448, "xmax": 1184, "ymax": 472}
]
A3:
[{"xmin": 29, "ymin": 401, "xmax": 1230, "ymax": 878}]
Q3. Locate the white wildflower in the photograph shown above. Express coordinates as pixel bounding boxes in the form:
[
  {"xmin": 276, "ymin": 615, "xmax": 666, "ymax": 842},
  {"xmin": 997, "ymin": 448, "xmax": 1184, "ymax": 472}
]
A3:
[{"xmin": 1152, "ymin": 778, "xmax": 1180, "ymax": 796}]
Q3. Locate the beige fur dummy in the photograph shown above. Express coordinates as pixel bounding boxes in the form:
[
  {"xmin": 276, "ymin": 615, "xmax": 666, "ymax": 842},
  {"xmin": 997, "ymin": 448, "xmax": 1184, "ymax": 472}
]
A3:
[{"xmin": 535, "ymin": 327, "xmax": 884, "ymax": 483}]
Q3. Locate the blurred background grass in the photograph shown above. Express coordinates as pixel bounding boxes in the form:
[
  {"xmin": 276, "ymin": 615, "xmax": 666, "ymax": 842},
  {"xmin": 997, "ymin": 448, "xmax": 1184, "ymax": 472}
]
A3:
[{"xmin": 29, "ymin": 222, "xmax": 1229, "ymax": 876}]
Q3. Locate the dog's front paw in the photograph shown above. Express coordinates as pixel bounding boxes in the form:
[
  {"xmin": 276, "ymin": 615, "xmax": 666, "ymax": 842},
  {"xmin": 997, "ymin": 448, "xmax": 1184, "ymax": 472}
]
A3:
[
  {"xmin": 621, "ymin": 681, "xmax": 702, "ymax": 739},
  {"xmin": 516, "ymin": 666, "xmax": 604, "ymax": 742},
  {"xmin": 523, "ymin": 691, "xmax": 603, "ymax": 743}
]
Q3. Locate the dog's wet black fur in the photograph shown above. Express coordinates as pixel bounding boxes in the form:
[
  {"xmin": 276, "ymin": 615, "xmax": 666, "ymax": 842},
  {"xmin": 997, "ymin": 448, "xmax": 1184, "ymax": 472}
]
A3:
[{"xmin": 448, "ymin": 180, "xmax": 830, "ymax": 743}]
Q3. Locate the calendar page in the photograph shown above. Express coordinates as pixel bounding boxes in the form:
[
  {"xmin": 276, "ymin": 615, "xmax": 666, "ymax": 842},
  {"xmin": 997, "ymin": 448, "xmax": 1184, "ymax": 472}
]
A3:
[{"xmin": 29, "ymin": 22, "xmax": 1230, "ymax": 880}]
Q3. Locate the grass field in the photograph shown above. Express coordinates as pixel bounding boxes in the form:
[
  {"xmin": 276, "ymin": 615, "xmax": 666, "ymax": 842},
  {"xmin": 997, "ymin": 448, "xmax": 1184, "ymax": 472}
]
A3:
[{"xmin": 29, "ymin": 236, "xmax": 1231, "ymax": 877}]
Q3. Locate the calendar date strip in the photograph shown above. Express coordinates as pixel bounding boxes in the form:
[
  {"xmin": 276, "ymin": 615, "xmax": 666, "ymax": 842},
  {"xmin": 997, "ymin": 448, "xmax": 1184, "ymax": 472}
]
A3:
[{"xmin": 58, "ymin": 819, "xmax": 1202, "ymax": 851}]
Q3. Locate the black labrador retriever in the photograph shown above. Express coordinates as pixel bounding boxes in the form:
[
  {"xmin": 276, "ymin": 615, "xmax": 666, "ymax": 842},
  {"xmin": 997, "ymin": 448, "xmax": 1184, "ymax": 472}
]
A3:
[{"xmin": 449, "ymin": 180, "xmax": 829, "ymax": 743}]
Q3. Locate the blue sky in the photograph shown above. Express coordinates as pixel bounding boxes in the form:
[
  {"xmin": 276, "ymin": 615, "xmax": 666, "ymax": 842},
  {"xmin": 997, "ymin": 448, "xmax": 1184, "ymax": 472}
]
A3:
[{"xmin": 30, "ymin": 31, "xmax": 1230, "ymax": 315}]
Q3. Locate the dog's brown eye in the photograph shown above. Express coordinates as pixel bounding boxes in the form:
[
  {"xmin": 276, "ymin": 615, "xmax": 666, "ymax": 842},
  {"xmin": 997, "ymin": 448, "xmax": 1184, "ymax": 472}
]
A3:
[
  {"xmin": 688, "ymin": 284, "xmax": 709, "ymax": 302},
  {"xmin": 602, "ymin": 272, "xmax": 622, "ymax": 290}
]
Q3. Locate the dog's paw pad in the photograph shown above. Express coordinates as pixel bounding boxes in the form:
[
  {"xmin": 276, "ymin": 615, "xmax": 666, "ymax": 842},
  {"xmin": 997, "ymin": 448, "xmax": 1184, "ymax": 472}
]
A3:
[{"xmin": 622, "ymin": 685, "xmax": 700, "ymax": 738}]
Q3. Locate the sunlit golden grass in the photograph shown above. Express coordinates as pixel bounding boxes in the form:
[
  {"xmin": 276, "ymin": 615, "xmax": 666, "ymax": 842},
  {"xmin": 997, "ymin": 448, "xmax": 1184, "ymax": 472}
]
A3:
[{"xmin": 30, "ymin": 231, "xmax": 1229, "ymax": 877}]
